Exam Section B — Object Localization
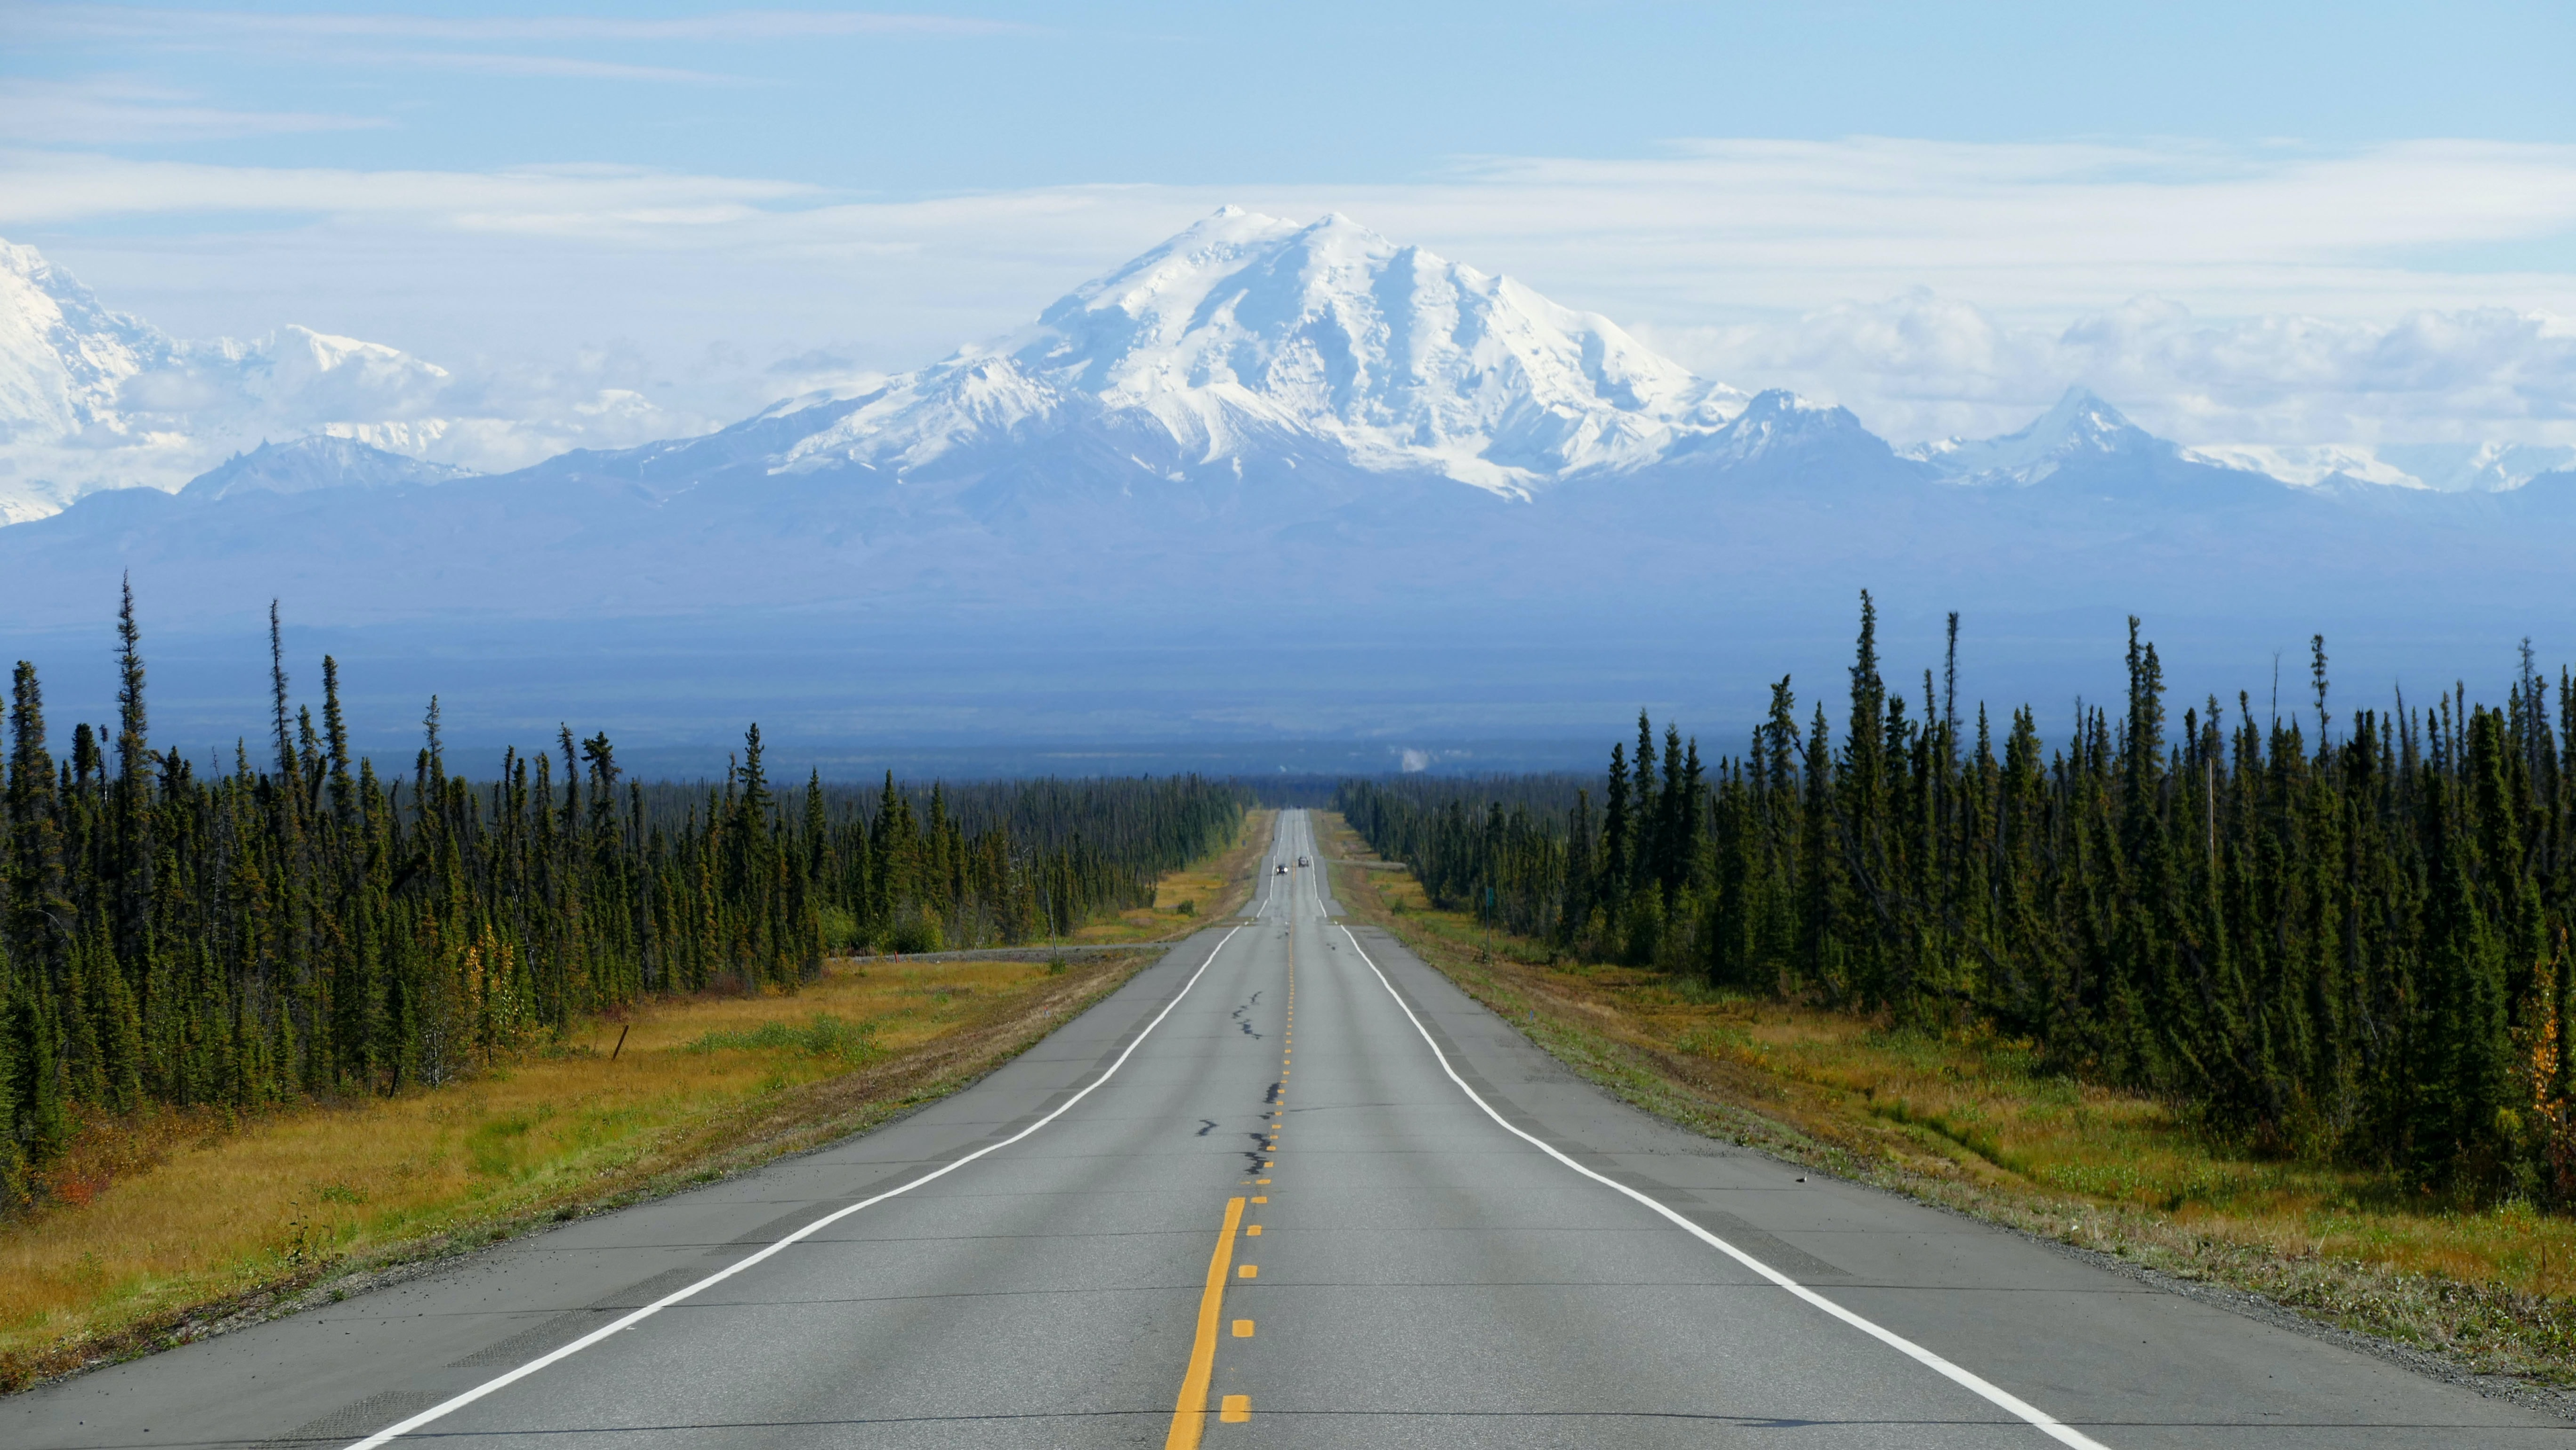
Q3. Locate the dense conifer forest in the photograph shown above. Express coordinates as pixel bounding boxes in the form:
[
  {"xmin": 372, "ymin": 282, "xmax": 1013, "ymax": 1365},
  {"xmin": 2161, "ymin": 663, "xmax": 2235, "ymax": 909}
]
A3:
[
  {"xmin": 0, "ymin": 589, "xmax": 1246, "ymax": 1200},
  {"xmin": 1340, "ymin": 595, "xmax": 2576, "ymax": 1200}
]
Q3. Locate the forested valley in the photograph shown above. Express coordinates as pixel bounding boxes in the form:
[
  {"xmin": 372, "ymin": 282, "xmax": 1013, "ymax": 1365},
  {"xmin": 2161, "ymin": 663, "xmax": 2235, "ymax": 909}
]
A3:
[
  {"xmin": 0, "ymin": 590, "xmax": 1246, "ymax": 1202},
  {"xmin": 1340, "ymin": 594, "xmax": 2576, "ymax": 1202}
]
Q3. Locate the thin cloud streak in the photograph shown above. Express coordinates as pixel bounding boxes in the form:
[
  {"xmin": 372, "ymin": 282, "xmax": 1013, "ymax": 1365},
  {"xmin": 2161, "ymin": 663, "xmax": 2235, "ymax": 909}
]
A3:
[
  {"xmin": 10, "ymin": 137, "xmax": 2571, "ymax": 316},
  {"xmin": 15, "ymin": 5, "xmax": 1034, "ymax": 44},
  {"xmin": 0, "ymin": 78, "xmax": 387, "ymax": 144},
  {"xmin": 0, "ymin": 151, "xmax": 818, "ymax": 227},
  {"xmin": 366, "ymin": 51, "xmax": 749, "ymax": 83}
]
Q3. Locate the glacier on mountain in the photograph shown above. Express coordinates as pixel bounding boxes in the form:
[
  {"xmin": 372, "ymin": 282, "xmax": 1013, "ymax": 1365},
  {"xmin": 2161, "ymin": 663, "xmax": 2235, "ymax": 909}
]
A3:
[{"xmin": 764, "ymin": 209, "xmax": 1750, "ymax": 499}]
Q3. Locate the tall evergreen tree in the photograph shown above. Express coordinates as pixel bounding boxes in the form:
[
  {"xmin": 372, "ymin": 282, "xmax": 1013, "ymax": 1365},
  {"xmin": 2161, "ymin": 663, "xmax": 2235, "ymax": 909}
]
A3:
[{"xmin": 1336, "ymin": 595, "xmax": 2576, "ymax": 1196}]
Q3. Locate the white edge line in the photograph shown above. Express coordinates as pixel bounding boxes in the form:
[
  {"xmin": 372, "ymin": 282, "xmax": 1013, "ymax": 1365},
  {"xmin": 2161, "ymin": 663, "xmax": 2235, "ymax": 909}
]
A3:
[
  {"xmin": 344, "ymin": 923, "xmax": 1246, "ymax": 1450},
  {"xmin": 1336, "ymin": 924, "xmax": 2114, "ymax": 1450}
]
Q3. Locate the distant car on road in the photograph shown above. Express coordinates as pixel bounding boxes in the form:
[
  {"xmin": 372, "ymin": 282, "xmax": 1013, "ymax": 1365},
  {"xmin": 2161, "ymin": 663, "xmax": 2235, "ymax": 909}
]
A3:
[
  {"xmin": 1297, "ymin": 856, "xmax": 1309, "ymax": 867},
  {"xmin": 1275, "ymin": 863, "xmax": 1288, "ymax": 875}
]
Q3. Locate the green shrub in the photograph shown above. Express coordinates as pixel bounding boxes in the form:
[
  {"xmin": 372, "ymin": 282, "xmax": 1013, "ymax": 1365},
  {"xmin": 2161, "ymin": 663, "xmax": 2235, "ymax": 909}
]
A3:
[
  {"xmin": 817, "ymin": 905, "xmax": 864, "ymax": 952},
  {"xmin": 684, "ymin": 1012, "xmax": 879, "ymax": 1065},
  {"xmin": 883, "ymin": 916, "xmax": 944, "ymax": 955}
]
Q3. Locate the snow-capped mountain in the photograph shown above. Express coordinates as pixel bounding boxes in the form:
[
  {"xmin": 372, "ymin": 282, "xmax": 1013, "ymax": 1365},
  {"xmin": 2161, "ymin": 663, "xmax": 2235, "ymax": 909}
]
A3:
[
  {"xmin": 0, "ymin": 238, "xmax": 693, "ymax": 522},
  {"xmin": 183, "ymin": 436, "xmax": 473, "ymax": 502},
  {"xmin": 1665, "ymin": 389, "xmax": 1899, "ymax": 478},
  {"xmin": 2186, "ymin": 441, "xmax": 2576, "ymax": 493},
  {"xmin": 12, "ymin": 211, "xmax": 2576, "ymax": 760},
  {"xmin": 10, "ymin": 208, "xmax": 2576, "ymax": 763},
  {"xmin": 1904, "ymin": 387, "xmax": 2183, "ymax": 487},
  {"xmin": 762, "ymin": 209, "xmax": 1748, "ymax": 500},
  {"xmin": 0, "ymin": 240, "xmax": 185, "ymax": 522}
]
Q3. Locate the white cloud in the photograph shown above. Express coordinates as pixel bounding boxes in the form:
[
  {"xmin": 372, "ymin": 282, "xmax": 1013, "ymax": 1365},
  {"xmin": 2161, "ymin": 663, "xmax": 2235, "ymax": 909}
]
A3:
[
  {"xmin": 1653, "ymin": 293, "xmax": 2576, "ymax": 446},
  {"xmin": 356, "ymin": 51, "xmax": 748, "ymax": 83},
  {"xmin": 13, "ymin": 5, "xmax": 1029, "ymax": 43},
  {"xmin": 0, "ymin": 150, "xmax": 817, "ymax": 229},
  {"xmin": 12, "ymin": 136, "xmax": 2576, "ymax": 309},
  {"xmin": 0, "ymin": 77, "xmax": 384, "ymax": 144},
  {"xmin": 13, "ymin": 4, "xmax": 1032, "ymax": 64},
  {"xmin": 1329, "ymin": 139, "xmax": 2576, "ymax": 324}
]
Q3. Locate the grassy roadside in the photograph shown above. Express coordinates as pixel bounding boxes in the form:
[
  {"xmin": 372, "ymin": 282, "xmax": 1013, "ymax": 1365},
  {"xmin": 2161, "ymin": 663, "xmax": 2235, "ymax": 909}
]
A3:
[
  {"xmin": 1072, "ymin": 808, "xmax": 1274, "ymax": 943},
  {"xmin": 1314, "ymin": 811, "xmax": 2576, "ymax": 1390},
  {"xmin": 0, "ymin": 814, "xmax": 1268, "ymax": 1392},
  {"xmin": 0, "ymin": 952, "xmax": 1154, "ymax": 1391}
]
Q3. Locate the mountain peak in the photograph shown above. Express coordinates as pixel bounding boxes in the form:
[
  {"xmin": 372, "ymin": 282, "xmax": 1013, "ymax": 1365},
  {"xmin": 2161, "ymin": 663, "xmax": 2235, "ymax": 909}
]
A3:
[
  {"xmin": 2030, "ymin": 385, "xmax": 2141, "ymax": 444},
  {"xmin": 1906, "ymin": 385, "xmax": 2173, "ymax": 487},
  {"xmin": 1662, "ymin": 388, "xmax": 1897, "ymax": 475},
  {"xmin": 0, "ymin": 236, "xmax": 178, "ymax": 443},
  {"xmin": 789, "ymin": 210, "xmax": 1748, "ymax": 497},
  {"xmin": 181, "ymin": 434, "xmax": 474, "ymax": 501},
  {"xmin": 0, "ymin": 235, "xmax": 683, "ymax": 522}
]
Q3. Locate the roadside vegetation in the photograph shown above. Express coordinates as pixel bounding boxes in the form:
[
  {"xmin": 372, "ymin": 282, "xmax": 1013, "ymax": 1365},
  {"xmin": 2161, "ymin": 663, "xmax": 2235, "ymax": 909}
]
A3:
[
  {"xmin": 1322, "ymin": 812, "xmax": 2576, "ymax": 1382},
  {"xmin": 1067, "ymin": 809, "xmax": 1271, "ymax": 943},
  {"xmin": 0, "ymin": 591, "xmax": 1249, "ymax": 1210},
  {"xmin": 0, "ymin": 947, "xmax": 1167, "ymax": 1388},
  {"xmin": 1340, "ymin": 599, "xmax": 2576, "ymax": 1199},
  {"xmin": 0, "ymin": 592, "xmax": 1267, "ymax": 1390},
  {"xmin": 1321, "ymin": 584, "xmax": 2576, "ymax": 1394}
]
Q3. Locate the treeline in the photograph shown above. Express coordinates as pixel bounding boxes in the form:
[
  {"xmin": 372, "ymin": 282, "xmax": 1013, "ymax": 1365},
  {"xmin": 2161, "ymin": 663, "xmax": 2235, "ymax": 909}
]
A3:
[
  {"xmin": 0, "ymin": 590, "xmax": 1246, "ymax": 1198},
  {"xmin": 1341, "ymin": 595, "xmax": 2576, "ymax": 1198}
]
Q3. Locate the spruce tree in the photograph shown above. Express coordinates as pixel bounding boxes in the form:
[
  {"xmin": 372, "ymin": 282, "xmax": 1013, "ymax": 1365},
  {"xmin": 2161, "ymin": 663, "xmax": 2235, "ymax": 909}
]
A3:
[{"xmin": 7, "ymin": 663, "xmax": 74, "ymax": 1057}]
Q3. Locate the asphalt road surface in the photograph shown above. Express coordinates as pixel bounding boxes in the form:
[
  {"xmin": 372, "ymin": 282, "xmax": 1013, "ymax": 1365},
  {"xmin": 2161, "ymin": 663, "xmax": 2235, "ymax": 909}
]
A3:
[{"xmin": 12, "ymin": 810, "xmax": 2573, "ymax": 1448}]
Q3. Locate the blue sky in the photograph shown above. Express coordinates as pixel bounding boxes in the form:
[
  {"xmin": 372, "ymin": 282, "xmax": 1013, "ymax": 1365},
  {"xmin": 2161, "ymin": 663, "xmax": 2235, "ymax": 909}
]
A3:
[
  {"xmin": 13, "ymin": 2, "xmax": 2573, "ymax": 180},
  {"xmin": 5, "ymin": 1, "xmax": 2575, "ymax": 450}
]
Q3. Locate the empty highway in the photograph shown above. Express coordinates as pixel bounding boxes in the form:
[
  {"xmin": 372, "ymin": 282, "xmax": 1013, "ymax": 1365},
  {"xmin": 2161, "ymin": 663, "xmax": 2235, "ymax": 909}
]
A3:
[{"xmin": 9, "ymin": 811, "xmax": 2570, "ymax": 1448}]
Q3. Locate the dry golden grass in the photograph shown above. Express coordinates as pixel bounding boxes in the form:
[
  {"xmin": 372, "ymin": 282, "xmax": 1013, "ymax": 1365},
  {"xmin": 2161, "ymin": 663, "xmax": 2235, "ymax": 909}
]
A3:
[
  {"xmin": 0, "ymin": 807, "xmax": 1270, "ymax": 1390},
  {"xmin": 0, "ymin": 952, "xmax": 1153, "ymax": 1388},
  {"xmin": 1071, "ymin": 808, "xmax": 1273, "ymax": 944},
  {"xmin": 1317, "ymin": 812, "xmax": 2576, "ymax": 1384}
]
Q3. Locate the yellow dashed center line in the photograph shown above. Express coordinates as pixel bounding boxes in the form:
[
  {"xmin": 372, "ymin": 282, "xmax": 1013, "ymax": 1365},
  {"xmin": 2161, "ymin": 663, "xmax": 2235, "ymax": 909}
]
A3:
[
  {"xmin": 1188, "ymin": 829, "xmax": 1309, "ymax": 1436},
  {"xmin": 1162, "ymin": 1196, "xmax": 1247, "ymax": 1450}
]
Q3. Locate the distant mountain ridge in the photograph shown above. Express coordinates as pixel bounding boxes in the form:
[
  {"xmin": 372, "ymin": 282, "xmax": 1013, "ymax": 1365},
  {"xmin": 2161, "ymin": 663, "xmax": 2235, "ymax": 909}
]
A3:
[
  {"xmin": 0, "ymin": 240, "xmax": 695, "ymax": 523},
  {"xmin": 9, "ymin": 209, "xmax": 2576, "ymax": 532},
  {"xmin": 5, "ymin": 210, "xmax": 2576, "ymax": 657},
  {"xmin": 9, "ymin": 213, "xmax": 2576, "ymax": 765},
  {"xmin": 1905, "ymin": 388, "xmax": 2177, "ymax": 487},
  {"xmin": 183, "ymin": 436, "xmax": 475, "ymax": 501},
  {"xmin": 0, "ymin": 237, "xmax": 475, "ymax": 520}
]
